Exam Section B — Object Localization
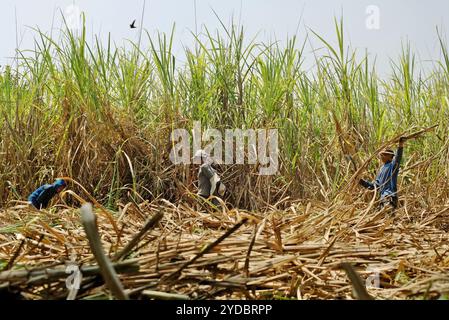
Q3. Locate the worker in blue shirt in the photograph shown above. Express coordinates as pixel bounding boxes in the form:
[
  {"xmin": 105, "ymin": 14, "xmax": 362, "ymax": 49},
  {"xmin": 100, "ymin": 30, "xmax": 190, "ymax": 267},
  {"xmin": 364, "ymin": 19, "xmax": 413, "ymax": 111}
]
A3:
[
  {"xmin": 28, "ymin": 179, "xmax": 67, "ymax": 210},
  {"xmin": 359, "ymin": 137, "xmax": 406, "ymax": 209}
]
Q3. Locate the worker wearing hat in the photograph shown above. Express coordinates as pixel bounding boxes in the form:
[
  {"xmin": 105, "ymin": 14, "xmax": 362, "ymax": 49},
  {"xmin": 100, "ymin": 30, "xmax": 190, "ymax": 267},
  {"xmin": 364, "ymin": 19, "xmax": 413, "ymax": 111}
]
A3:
[
  {"xmin": 28, "ymin": 179, "xmax": 67, "ymax": 210},
  {"xmin": 192, "ymin": 150, "xmax": 226, "ymax": 206},
  {"xmin": 359, "ymin": 137, "xmax": 406, "ymax": 209}
]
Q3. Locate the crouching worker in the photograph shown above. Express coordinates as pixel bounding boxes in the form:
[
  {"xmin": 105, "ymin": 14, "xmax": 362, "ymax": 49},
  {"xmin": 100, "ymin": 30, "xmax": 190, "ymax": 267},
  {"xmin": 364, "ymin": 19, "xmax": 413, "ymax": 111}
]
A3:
[
  {"xmin": 359, "ymin": 137, "xmax": 406, "ymax": 211},
  {"xmin": 28, "ymin": 179, "xmax": 67, "ymax": 210},
  {"xmin": 193, "ymin": 150, "xmax": 226, "ymax": 207}
]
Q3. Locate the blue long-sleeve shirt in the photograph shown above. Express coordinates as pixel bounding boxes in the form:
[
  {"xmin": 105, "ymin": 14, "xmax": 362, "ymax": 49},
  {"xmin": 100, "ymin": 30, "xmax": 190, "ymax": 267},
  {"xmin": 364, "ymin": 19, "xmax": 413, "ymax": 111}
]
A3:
[
  {"xmin": 360, "ymin": 147, "xmax": 403, "ymax": 199},
  {"xmin": 28, "ymin": 184, "xmax": 59, "ymax": 209}
]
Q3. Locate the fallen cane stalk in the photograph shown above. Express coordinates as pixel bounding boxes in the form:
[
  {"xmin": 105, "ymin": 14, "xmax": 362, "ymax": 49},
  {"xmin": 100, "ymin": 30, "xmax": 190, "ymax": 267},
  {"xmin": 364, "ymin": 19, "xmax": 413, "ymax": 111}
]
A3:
[
  {"xmin": 80, "ymin": 203, "xmax": 129, "ymax": 300},
  {"xmin": 17, "ymin": 261, "xmax": 138, "ymax": 285},
  {"xmin": 244, "ymin": 224, "xmax": 259, "ymax": 277},
  {"xmin": 4, "ymin": 239, "xmax": 25, "ymax": 271},
  {"xmin": 162, "ymin": 218, "xmax": 249, "ymax": 283},
  {"xmin": 113, "ymin": 210, "xmax": 163, "ymax": 261},
  {"xmin": 142, "ymin": 290, "xmax": 190, "ymax": 300}
]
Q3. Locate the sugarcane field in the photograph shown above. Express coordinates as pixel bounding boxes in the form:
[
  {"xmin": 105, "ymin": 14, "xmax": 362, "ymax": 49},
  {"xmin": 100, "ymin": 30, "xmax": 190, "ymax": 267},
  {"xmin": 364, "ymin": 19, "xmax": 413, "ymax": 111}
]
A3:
[{"xmin": 1, "ymin": 1, "xmax": 449, "ymax": 304}]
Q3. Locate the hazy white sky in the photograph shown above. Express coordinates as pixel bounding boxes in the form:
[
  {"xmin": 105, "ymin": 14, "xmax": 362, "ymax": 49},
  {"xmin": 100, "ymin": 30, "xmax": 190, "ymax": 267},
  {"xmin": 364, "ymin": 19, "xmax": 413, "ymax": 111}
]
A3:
[{"xmin": 1, "ymin": 0, "xmax": 448, "ymax": 76}]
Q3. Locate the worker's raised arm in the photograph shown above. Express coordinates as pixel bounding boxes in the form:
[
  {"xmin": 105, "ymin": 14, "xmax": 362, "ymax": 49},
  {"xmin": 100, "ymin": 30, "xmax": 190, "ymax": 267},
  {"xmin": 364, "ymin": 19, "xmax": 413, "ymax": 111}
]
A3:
[{"xmin": 393, "ymin": 137, "xmax": 406, "ymax": 167}]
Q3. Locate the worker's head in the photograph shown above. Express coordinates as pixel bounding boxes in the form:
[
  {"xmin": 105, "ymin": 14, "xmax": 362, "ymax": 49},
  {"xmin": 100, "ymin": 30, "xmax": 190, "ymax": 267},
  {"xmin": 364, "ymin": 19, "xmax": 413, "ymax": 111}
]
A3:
[
  {"xmin": 379, "ymin": 149, "xmax": 395, "ymax": 163},
  {"xmin": 192, "ymin": 149, "xmax": 213, "ymax": 166},
  {"xmin": 53, "ymin": 179, "xmax": 67, "ymax": 193}
]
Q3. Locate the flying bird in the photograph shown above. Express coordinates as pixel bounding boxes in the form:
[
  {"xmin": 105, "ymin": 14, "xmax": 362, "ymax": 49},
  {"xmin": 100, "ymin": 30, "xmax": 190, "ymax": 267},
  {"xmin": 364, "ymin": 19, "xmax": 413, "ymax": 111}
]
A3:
[{"xmin": 130, "ymin": 19, "xmax": 137, "ymax": 29}]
